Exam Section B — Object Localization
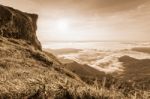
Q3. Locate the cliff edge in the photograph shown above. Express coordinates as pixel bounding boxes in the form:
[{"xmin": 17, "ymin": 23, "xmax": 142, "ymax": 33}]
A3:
[{"xmin": 0, "ymin": 5, "xmax": 41, "ymax": 50}]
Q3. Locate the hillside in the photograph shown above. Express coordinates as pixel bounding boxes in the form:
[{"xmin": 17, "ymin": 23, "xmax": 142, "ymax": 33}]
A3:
[
  {"xmin": 46, "ymin": 48, "xmax": 150, "ymax": 97},
  {"xmin": 0, "ymin": 4, "xmax": 149, "ymax": 99},
  {"xmin": 119, "ymin": 55, "xmax": 150, "ymax": 89},
  {"xmin": 63, "ymin": 62, "xmax": 106, "ymax": 84}
]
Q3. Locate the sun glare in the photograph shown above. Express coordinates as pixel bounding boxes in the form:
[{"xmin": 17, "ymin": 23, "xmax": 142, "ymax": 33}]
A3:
[{"xmin": 57, "ymin": 19, "xmax": 69, "ymax": 31}]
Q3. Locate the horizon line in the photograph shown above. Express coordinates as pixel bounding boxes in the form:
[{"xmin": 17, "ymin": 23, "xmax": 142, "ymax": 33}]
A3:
[{"xmin": 41, "ymin": 40, "xmax": 150, "ymax": 43}]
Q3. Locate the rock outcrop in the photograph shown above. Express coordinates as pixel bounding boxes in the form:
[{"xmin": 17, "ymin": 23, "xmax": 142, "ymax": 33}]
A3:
[{"xmin": 0, "ymin": 5, "xmax": 41, "ymax": 50}]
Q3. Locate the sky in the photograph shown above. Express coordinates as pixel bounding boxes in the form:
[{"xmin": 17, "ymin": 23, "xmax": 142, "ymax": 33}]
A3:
[{"xmin": 1, "ymin": 0, "xmax": 150, "ymax": 41}]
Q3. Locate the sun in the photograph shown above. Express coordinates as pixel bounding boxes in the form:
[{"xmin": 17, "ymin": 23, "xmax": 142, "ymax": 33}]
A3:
[
  {"xmin": 57, "ymin": 19, "xmax": 69, "ymax": 31},
  {"xmin": 51, "ymin": 18, "xmax": 75, "ymax": 40}
]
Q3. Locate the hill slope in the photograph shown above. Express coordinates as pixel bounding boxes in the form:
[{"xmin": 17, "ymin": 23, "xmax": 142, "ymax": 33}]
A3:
[
  {"xmin": 2, "ymin": 36, "xmax": 114, "ymax": 99},
  {"xmin": 119, "ymin": 55, "xmax": 150, "ymax": 89}
]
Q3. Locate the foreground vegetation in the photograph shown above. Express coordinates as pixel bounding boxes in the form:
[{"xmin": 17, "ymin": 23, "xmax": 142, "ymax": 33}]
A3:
[{"xmin": 0, "ymin": 37, "xmax": 150, "ymax": 99}]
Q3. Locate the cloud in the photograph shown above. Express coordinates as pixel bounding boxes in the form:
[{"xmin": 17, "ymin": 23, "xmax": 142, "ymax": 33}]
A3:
[
  {"xmin": 1, "ymin": 0, "xmax": 150, "ymax": 41},
  {"xmin": 30, "ymin": 0, "xmax": 149, "ymax": 14},
  {"xmin": 1, "ymin": 0, "xmax": 149, "ymax": 16}
]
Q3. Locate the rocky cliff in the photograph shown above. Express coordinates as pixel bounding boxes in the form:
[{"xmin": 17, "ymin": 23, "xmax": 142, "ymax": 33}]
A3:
[{"xmin": 0, "ymin": 5, "xmax": 41, "ymax": 50}]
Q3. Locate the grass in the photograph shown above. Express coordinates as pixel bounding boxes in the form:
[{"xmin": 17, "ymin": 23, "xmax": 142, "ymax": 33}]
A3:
[{"xmin": 0, "ymin": 37, "xmax": 150, "ymax": 99}]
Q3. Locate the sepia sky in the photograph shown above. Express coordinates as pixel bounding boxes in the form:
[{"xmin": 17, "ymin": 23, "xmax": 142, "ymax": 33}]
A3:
[{"xmin": 1, "ymin": 0, "xmax": 150, "ymax": 41}]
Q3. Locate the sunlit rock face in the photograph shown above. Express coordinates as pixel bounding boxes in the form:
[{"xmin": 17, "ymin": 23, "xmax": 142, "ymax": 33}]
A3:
[{"xmin": 0, "ymin": 5, "xmax": 41, "ymax": 50}]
